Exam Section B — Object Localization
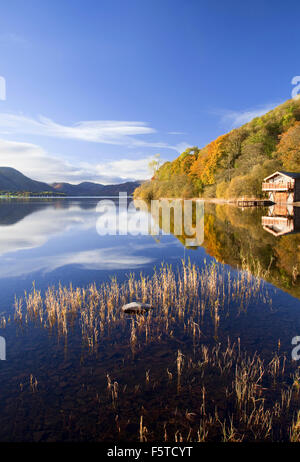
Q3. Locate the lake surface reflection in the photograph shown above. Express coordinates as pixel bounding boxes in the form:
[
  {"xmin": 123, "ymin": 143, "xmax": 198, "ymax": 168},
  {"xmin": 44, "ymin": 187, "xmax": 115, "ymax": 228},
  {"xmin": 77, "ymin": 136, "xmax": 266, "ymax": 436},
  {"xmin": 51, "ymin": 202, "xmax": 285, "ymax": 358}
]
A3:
[
  {"xmin": 0, "ymin": 198, "xmax": 299, "ymax": 442},
  {"xmin": 0, "ymin": 198, "xmax": 195, "ymax": 310}
]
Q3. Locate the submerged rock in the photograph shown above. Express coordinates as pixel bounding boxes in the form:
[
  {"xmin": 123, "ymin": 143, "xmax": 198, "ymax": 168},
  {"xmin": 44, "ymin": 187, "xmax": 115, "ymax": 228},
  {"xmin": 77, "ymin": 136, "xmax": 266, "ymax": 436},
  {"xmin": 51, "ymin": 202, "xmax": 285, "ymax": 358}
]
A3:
[{"xmin": 121, "ymin": 302, "xmax": 153, "ymax": 314}]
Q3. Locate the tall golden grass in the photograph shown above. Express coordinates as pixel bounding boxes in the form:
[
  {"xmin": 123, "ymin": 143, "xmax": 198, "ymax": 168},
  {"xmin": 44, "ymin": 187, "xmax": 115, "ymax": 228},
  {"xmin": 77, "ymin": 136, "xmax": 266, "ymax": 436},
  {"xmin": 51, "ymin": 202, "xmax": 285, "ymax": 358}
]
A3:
[
  {"xmin": 4, "ymin": 260, "xmax": 299, "ymax": 442},
  {"xmin": 10, "ymin": 260, "xmax": 271, "ymax": 353}
]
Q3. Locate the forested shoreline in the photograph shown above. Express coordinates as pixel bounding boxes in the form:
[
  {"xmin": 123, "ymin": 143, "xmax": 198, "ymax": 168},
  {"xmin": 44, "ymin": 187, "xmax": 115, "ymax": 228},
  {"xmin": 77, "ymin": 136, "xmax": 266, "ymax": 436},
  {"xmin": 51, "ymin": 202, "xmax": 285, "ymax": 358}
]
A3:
[{"xmin": 134, "ymin": 98, "xmax": 300, "ymax": 200}]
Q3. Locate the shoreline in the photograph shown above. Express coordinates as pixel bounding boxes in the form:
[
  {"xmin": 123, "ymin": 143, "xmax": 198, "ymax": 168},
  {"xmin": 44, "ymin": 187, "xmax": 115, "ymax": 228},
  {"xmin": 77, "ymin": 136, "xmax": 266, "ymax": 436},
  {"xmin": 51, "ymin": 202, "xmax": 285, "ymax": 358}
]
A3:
[{"xmin": 136, "ymin": 196, "xmax": 300, "ymax": 206}]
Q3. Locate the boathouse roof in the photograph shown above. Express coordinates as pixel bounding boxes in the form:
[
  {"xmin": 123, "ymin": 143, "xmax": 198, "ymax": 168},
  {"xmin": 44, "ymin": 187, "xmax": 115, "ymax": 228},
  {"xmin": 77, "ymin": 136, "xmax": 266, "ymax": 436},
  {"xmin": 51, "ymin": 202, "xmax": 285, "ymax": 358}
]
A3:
[{"xmin": 263, "ymin": 171, "xmax": 300, "ymax": 181}]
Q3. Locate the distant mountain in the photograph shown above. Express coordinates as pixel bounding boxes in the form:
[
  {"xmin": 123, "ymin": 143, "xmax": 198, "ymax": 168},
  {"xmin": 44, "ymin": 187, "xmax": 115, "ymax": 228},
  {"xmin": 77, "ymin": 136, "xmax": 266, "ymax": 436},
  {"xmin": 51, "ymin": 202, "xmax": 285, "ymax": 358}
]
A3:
[
  {"xmin": 0, "ymin": 167, "xmax": 141, "ymax": 196},
  {"xmin": 0, "ymin": 167, "xmax": 55, "ymax": 193}
]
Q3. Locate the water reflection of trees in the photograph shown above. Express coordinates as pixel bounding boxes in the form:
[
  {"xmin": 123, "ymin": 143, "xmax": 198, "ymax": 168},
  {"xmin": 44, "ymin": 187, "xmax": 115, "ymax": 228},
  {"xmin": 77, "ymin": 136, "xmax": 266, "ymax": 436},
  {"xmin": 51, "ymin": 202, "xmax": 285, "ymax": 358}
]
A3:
[
  {"xmin": 146, "ymin": 201, "xmax": 300, "ymax": 299},
  {"xmin": 207, "ymin": 204, "xmax": 300, "ymax": 298}
]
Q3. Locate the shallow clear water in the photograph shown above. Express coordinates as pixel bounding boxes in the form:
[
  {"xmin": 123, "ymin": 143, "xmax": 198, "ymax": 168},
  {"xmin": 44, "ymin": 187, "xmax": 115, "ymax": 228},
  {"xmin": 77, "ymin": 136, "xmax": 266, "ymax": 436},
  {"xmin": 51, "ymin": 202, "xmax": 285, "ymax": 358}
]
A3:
[{"xmin": 0, "ymin": 198, "xmax": 299, "ymax": 441}]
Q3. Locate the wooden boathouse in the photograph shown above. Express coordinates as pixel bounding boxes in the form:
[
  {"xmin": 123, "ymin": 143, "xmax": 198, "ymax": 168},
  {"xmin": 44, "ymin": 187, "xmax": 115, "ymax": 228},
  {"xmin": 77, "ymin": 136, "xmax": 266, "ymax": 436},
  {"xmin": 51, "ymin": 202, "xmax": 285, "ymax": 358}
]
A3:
[{"xmin": 262, "ymin": 171, "xmax": 300, "ymax": 203}]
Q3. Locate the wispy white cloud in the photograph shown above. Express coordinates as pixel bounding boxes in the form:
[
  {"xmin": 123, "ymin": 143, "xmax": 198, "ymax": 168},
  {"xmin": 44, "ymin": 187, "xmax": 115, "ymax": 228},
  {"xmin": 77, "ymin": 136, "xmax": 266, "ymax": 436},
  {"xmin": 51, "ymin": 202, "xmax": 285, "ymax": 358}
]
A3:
[
  {"xmin": 218, "ymin": 102, "xmax": 283, "ymax": 128},
  {"xmin": 92, "ymin": 156, "xmax": 165, "ymax": 181},
  {"xmin": 0, "ymin": 113, "xmax": 153, "ymax": 143},
  {"xmin": 0, "ymin": 138, "xmax": 163, "ymax": 183},
  {"xmin": 0, "ymin": 113, "xmax": 189, "ymax": 182},
  {"xmin": 0, "ymin": 113, "xmax": 185, "ymax": 152},
  {"xmin": 0, "ymin": 138, "xmax": 79, "ymax": 182},
  {"xmin": 173, "ymin": 141, "xmax": 191, "ymax": 153}
]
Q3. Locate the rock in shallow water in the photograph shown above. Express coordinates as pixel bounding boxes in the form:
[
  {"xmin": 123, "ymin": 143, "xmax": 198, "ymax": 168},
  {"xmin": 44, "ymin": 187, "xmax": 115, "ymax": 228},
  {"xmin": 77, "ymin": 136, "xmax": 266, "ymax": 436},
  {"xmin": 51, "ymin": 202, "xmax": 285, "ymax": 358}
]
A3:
[{"xmin": 121, "ymin": 302, "xmax": 153, "ymax": 314}]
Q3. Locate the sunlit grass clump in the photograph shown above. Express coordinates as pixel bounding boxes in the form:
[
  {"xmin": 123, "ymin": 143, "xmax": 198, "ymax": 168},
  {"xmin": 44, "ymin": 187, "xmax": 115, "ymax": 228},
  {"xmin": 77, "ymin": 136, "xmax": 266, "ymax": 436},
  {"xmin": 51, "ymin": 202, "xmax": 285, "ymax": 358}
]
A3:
[
  {"xmin": 4, "ymin": 260, "xmax": 296, "ymax": 442},
  {"xmin": 11, "ymin": 260, "xmax": 271, "ymax": 352}
]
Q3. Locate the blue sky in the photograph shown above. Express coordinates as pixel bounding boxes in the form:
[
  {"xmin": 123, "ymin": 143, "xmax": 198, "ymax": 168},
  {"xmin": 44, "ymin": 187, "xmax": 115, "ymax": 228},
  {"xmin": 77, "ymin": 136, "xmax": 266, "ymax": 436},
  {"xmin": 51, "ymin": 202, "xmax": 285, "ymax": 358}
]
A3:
[{"xmin": 0, "ymin": 0, "xmax": 299, "ymax": 184}]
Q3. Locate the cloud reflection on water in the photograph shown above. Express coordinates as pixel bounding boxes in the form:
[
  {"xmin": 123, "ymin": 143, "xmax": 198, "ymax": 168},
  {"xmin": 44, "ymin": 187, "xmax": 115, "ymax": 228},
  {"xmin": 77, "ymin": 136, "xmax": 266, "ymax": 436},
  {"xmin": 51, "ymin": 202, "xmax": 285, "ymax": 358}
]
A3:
[{"xmin": 0, "ymin": 200, "xmax": 163, "ymax": 278}]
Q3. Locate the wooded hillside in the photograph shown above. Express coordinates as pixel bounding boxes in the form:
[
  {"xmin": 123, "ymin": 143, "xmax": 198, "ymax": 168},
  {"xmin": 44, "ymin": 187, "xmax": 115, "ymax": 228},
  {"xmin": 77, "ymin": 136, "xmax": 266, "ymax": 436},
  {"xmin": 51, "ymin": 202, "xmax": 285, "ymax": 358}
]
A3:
[{"xmin": 134, "ymin": 98, "xmax": 300, "ymax": 200}]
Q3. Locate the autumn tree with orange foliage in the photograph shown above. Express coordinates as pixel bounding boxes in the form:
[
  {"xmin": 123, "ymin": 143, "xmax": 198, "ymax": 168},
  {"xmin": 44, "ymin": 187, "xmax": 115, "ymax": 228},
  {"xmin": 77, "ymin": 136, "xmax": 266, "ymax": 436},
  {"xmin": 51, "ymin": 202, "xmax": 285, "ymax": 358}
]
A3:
[
  {"xmin": 189, "ymin": 134, "xmax": 229, "ymax": 184},
  {"xmin": 135, "ymin": 98, "xmax": 300, "ymax": 200},
  {"xmin": 276, "ymin": 121, "xmax": 300, "ymax": 171}
]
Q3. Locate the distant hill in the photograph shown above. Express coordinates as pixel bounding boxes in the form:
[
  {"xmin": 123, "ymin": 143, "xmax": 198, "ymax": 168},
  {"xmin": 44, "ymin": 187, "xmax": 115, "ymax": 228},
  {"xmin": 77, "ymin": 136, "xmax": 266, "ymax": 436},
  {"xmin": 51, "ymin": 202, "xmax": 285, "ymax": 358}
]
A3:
[
  {"xmin": 0, "ymin": 167, "xmax": 55, "ymax": 193},
  {"xmin": 0, "ymin": 167, "xmax": 141, "ymax": 196},
  {"xmin": 52, "ymin": 180, "xmax": 141, "ymax": 196},
  {"xmin": 134, "ymin": 98, "xmax": 300, "ymax": 200}
]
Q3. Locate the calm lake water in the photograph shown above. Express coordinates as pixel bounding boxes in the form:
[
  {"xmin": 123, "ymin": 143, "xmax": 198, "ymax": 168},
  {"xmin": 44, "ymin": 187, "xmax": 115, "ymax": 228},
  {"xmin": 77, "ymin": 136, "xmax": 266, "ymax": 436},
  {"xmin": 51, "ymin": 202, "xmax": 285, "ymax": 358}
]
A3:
[{"xmin": 0, "ymin": 198, "xmax": 299, "ymax": 441}]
